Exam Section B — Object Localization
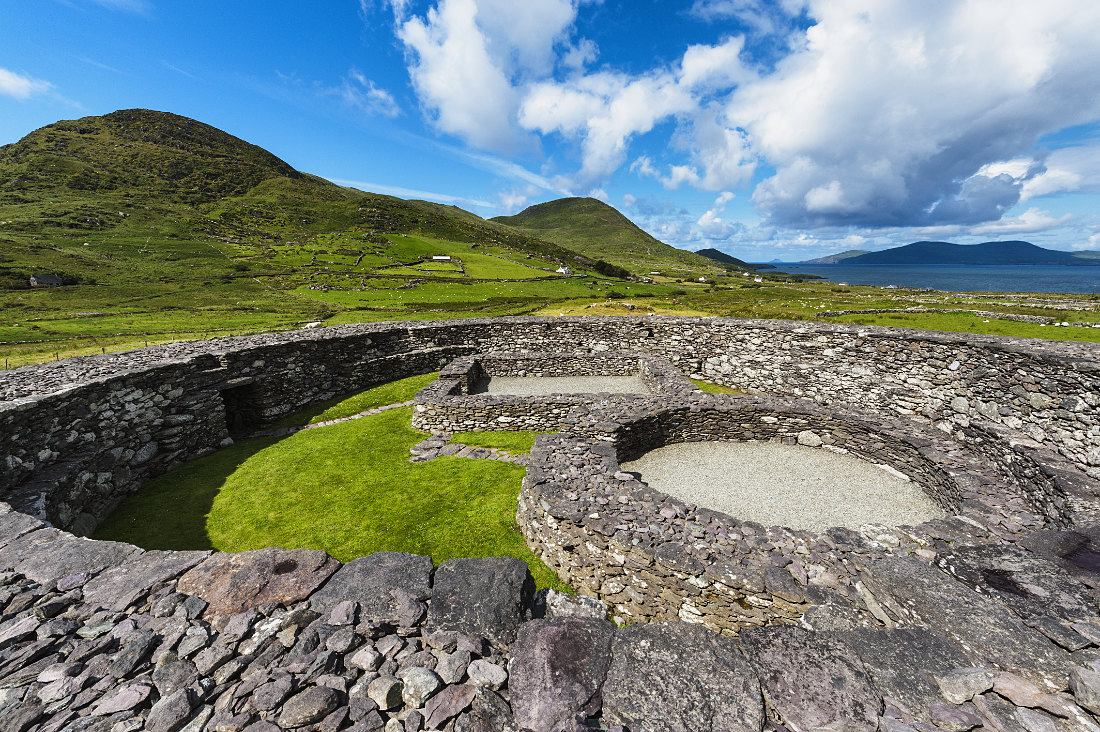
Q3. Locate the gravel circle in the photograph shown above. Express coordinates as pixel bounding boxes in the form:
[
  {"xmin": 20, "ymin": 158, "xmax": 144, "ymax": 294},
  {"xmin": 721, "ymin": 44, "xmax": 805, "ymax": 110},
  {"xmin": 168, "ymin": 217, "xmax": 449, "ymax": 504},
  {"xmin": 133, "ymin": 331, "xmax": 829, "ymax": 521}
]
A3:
[
  {"xmin": 483, "ymin": 375, "xmax": 651, "ymax": 395},
  {"xmin": 621, "ymin": 441, "xmax": 946, "ymax": 531}
]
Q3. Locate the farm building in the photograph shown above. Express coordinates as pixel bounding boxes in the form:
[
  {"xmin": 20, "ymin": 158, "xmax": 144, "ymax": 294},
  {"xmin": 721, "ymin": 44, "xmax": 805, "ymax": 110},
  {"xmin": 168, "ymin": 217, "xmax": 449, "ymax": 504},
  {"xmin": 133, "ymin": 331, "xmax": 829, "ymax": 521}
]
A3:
[{"xmin": 29, "ymin": 274, "xmax": 63, "ymax": 287}]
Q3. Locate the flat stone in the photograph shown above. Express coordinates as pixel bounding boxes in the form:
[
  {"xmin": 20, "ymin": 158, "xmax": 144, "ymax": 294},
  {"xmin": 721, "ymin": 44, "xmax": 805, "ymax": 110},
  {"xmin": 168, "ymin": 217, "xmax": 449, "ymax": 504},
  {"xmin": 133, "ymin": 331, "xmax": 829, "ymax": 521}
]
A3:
[
  {"xmin": 1071, "ymin": 666, "xmax": 1100, "ymax": 715},
  {"xmin": 0, "ymin": 528, "xmax": 140, "ymax": 588},
  {"xmin": 424, "ymin": 684, "xmax": 477, "ymax": 729},
  {"xmin": 146, "ymin": 688, "xmax": 194, "ymax": 732},
  {"xmin": 509, "ymin": 618, "xmax": 614, "ymax": 732},
  {"xmin": 934, "ymin": 667, "xmax": 995, "ymax": 705},
  {"xmin": 176, "ymin": 547, "xmax": 339, "ymax": 616},
  {"xmin": 454, "ymin": 688, "xmax": 519, "ymax": 732},
  {"xmin": 398, "ymin": 666, "xmax": 442, "ymax": 708},
  {"xmin": 309, "ymin": 552, "xmax": 432, "ymax": 623},
  {"xmin": 82, "ymin": 550, "xmax": 210, "ymax": 612},
  {"xmin": 90, "ymin": 683, "xmax": 152, "ymax": 716},
  {"xmin": 603, "ymin": 621, "xmax": 763, "ymax": 732},
  {"xmin": 427, "ymin": 557, "xmax": 534, "ymax": 645},
  {"xmin": 937, "ymin": 544, "xmax": 1100, "ymax": 629},
  {"xmin": 861, "ymin": 557, "xmax": 1072, "ymax": 691},
  {"xmin": 740, "ymin": 624, "xmax": 879, "ymax": 732},
  {"xmin": 0, "ymin": 508, "xmax": 45, "ymax": 549},
  {"xmin": 927, "ymin": 702, "xmax": 983, "ymax": 732},
  {"xmin": 278, "ymin": 686, "xmax": 341, "ymax": 729},
  {"xmin": 542, "ymin": 589, "xmax": 607, "ymax": 620},
  {"xmin": 840, "ymin": 627, "xmax": 971, "ymax": 720}
]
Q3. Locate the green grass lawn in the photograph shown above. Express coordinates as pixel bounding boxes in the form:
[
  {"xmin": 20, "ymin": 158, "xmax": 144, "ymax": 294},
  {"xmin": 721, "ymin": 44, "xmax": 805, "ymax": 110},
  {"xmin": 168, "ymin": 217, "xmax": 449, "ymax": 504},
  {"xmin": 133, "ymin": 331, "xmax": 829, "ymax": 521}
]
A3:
[
  {"xmin": 93, "ymin": 377, "xmax": 568, "ymax": 590},
  {"xmin": 690, "ymin": 378, "xmax": 742, "ymax": 394},
  {"xmin": 450, "ymin": 430, "xmax": 550, "ymax": 454}
]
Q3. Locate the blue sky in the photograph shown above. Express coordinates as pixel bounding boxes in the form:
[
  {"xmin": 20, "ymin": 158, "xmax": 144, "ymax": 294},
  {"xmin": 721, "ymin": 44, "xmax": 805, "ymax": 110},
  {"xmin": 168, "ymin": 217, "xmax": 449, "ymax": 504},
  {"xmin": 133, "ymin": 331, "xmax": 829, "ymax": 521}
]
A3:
[{"xmin": 4, "ymin": 0, "xmax": 1100, "ymax": 260}]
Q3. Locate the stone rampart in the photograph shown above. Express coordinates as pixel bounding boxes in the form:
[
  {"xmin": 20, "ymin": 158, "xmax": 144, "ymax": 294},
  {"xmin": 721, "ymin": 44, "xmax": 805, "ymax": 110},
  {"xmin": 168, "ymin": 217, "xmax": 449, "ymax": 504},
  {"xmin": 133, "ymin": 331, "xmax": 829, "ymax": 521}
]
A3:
[{"xmin": 1, "ymin": 317, "xmax": 1100, "ymax": 730}]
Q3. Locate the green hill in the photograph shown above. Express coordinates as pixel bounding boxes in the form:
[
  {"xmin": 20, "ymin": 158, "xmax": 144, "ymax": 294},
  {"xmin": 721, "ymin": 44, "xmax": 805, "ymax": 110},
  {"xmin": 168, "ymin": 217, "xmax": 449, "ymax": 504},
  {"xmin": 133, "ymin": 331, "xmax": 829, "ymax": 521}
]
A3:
[
  {"xmin": 801, "ymin": 250, "xmax": 871, "ymax": 264},
  {"xmin": 491, "ymin": 197, "xmax": 728, "ymax": 277},
  {"xmin": 0, "ymin": 110, "xmax": 669, "ymax": 366},
  {"xmin": 693, "ymin": 248, "xmax": 755, "ymax": 270}
]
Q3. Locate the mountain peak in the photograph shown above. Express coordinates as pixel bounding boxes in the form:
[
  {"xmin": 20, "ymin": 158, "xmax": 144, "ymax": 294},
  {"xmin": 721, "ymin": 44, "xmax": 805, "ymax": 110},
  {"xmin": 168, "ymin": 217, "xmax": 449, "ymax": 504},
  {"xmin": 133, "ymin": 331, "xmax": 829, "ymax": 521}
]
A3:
[{"xmin": 1, "ymin": 108, "xmax": 300, "ymax": 203}]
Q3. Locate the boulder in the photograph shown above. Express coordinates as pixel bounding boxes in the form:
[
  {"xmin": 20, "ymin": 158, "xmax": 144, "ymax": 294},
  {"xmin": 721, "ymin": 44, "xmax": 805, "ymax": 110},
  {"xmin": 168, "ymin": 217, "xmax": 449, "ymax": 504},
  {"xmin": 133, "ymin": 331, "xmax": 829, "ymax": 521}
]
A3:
[
  {"xmin": 309, "ymin": 551, "xmax": 433, "ymax": 624},
  {"xmin": 603, "ymin": 621, "xmax": 763, "ymax": 732},
  {"xmin": 427, "ymin": 557, "xmax": 534, "ymax": 645},
  {"xmin": 176, "ymin": 547, "xmax": 339, "ymax": 617},
  {"xmin": 740, "ymin": 624, "xmax": 879, "ymax": 732},
  {"xmin": 861, "ymin": 557, "xmax": 1072, "ymax": 691},
  {"xmin": 937, "ymin": 544, "xmax": 1100, "ymax": 631},
  {"xmin": 509, "ymin": 618, "xmax": 614, "ymax": 732},
  {"xmin": 839, "ymin": 627, "xmax": 971, "ymax": 720}
]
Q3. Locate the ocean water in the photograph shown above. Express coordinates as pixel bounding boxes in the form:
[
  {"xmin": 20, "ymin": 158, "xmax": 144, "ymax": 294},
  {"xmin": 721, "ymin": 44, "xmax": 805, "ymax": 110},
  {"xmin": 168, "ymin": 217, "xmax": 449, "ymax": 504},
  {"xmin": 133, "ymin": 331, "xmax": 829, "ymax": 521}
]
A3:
[{"xmin": 771, "ymin": 264, "xmax": 1100, "ymax": 294}]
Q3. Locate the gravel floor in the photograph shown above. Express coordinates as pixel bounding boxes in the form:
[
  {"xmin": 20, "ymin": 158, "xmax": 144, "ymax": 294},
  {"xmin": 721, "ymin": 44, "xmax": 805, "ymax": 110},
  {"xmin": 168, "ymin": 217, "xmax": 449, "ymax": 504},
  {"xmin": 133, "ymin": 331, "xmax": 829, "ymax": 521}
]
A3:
[
  {"xmin": 621, "ymin": 441, "xmax": 945, "ymax": 531},
  {"xmin": 482, "ymin": 375, "xmax": 651, "ymax": 395}
]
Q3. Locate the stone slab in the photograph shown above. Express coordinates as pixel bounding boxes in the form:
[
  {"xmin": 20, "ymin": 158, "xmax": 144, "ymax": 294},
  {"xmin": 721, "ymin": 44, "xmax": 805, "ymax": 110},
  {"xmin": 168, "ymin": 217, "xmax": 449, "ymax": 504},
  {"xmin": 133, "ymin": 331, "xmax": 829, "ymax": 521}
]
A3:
[
  {"xmin": 509, "ymin": 618, "xmax": 614, "ymax": 732},
  {"xmin": 82, "ymin": 550, "xmax": 212, "ymax": 612},
  {"xmin": 862, "ymin": 557, "xmax": 1073, "ymax": 691},
  {"xmin": 0, "ymin": 528, "xmax": 140, "ymax": 588},
  {"xmin": 839, "ymin": 627, "xmax": 971, "ymax": 721},
  {"xmin": 740, "ymin": 624, "xmax": 880, "ymax": 732},
  {"xmin": 176, "ymin": 547, "xmax": 339, "ymax": 617},
  {"xmin": 427, "ymin": 557, "xmax": 534, "ymax": 645},
  {"xmin": 602, "ymin": 621, "xmax": 763, "ymax": 732},
  {"xmin": 309, "ymin": 551, "xmax": 433, "ymax": 621}
]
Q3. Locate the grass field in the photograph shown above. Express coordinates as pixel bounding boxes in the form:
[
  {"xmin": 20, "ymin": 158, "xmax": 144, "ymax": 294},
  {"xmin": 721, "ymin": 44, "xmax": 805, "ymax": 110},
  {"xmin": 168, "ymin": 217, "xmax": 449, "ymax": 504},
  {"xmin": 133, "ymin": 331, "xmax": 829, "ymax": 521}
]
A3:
[{"xmin": 93, "ymin": 375, "xmax": 568, "ymax": 591}]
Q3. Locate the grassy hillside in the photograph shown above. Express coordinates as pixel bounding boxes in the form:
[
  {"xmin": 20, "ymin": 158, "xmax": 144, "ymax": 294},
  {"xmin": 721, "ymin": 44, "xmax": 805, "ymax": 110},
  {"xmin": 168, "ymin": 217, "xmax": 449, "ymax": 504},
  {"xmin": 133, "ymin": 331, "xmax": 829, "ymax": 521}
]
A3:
[
  {"xmin": 1, "ymin": 110, "xmax": 1097, "ymax": 369},
  {"xmin": 492, "ymin": 197, "xmax": 729, "ymax": 277}
]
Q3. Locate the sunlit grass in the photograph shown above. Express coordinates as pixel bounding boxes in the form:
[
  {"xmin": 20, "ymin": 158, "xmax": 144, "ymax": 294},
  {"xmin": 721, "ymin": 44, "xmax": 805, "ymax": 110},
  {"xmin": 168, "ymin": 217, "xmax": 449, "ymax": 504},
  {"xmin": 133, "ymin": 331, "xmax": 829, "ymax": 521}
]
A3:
[{"xmin": 93, "ymin": 378, "xmax": 569, "ymax": 591}]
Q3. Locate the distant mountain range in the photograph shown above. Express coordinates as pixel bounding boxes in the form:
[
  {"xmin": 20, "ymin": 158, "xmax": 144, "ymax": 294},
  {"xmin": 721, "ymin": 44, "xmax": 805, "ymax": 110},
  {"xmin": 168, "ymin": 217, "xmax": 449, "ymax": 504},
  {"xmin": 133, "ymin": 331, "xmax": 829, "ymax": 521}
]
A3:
[{"xmin": 801, "ymin": 241, "xmax": 1100, "ymax": 266}]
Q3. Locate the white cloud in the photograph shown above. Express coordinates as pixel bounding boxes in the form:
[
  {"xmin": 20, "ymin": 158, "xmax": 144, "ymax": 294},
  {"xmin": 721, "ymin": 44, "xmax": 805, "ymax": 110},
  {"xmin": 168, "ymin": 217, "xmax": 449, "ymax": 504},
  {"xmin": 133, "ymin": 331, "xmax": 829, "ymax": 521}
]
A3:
[
  {"xmin": 678, "ymin": 37, "xmax": 751, "ymax": 90},
  {"xmin": 342, "ymin": 71, "xmax": 401, "ymax": 117},
  {"xmin": 730, "ymin": 0, "xmax": 1100, "ymax": 228},
  {"xmin": 395, "ymin": 0, "xmax": 584, "ymax": 153},
  {"xmin": 0, "ymin": 68, "xmax": 52, "ymax": 100},
  {"xmin": 587, "ymin": 187, "xmax": 608, "ymax": 202},
  {"xmin": 329, "ymin": 177, "xmax": 493, "ymax": 208},
  {"xmin": 969, "ymin": 208, "xmax": 1073, "ymax": 236},
  {"xmin": 398, "ymin": 0, "xmax": 526, "ymax": 151},
  {"xmin": 689, "ymin": 0, "xmax": 807, "ymax": 35},
  {"xmin": 697, "ymin": 191, "xmax": 743, "ymax": 239}
]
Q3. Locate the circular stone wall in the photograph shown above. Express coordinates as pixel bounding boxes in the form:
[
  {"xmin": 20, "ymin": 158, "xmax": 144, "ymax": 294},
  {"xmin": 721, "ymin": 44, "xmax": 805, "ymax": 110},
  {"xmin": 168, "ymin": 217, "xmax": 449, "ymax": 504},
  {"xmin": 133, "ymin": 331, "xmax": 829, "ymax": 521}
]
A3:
[
  {"xmin": 1, "ymin": 317, "xmax": 1099, "ymax": 731},
  {"xmin": 620, "ymin": 440, "xmax": 945, "ymax": 532}
]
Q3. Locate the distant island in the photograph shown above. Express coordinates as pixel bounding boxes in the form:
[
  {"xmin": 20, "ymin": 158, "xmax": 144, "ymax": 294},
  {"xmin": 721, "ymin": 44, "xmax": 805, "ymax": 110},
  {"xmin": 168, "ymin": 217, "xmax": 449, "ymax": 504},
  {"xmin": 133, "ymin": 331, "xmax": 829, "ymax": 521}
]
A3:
[{"xmin": 802, "ymin": 241, "xmax": 1100, "ymax": 266}]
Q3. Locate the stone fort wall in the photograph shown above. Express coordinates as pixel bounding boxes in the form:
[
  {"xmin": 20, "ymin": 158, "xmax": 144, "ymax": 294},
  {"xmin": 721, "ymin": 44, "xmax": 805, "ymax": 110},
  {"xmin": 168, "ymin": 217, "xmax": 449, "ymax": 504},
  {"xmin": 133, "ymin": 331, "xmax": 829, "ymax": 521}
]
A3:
[
  {"xmin": 1, "ymin": 316, "xmax": 1097, "ymax": 535},
  {"xmin": 1, "ymin": 317, "xmax": 1100, "ymax": 730}
]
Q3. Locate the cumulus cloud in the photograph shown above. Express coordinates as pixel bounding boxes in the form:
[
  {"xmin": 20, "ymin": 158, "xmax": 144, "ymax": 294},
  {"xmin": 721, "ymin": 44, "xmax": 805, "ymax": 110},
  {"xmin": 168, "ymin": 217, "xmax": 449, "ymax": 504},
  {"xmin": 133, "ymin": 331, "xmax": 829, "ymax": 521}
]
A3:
[
  {"xmin": 0, "ymin": 68, "xmax": 52, "ymax": 100},
  {"xmin": 390, "ymin": 0, "xmax": 1100, "ymax": 238},
  {"xmin": 697, "ymin": 191, "xmax": 744, "ymax": 239},
  {"xmin": 732, "ymin": 0, "xmax": 1100, "ymax": 228},
  {"xmin": 689, "ymin": 0, "xmax": 807, "ymax": 35},
  {"xmin": 396, "ymin": 0, "xmax": 588, "ymax": 153},
  {"xmin": 970, "ymin": 208, "xmax": 1073, "ymax": 236}
]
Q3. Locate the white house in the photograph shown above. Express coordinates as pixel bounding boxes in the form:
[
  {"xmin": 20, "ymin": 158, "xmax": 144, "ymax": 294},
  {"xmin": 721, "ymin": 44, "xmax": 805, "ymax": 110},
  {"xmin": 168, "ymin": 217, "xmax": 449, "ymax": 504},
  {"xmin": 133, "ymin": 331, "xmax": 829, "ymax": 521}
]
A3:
[
  {"xmin": 431, "ymin": 255, "xmax": 451, "ymax": 261},
  {"xmin": 556, "ymin": 266, "xmax": 572, "ymax": 275}
]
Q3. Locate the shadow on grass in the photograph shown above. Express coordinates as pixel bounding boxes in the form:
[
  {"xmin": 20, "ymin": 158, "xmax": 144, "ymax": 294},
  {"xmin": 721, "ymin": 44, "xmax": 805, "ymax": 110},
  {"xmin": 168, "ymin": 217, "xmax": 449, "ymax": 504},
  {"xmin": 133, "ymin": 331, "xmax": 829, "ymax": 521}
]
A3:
[{"xmin": 93, "ymin": 435, "xmax": 279, "ymax": 551}]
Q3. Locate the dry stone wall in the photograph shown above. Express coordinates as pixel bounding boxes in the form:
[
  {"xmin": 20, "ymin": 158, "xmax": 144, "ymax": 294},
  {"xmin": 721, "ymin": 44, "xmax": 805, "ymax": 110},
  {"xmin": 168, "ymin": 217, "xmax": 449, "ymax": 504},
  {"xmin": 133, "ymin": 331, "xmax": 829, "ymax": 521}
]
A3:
[
  {"xmin": 2, "ymin": 316, "xmax": 1100, "ymax": 730},
  {"xmin": 411, "ymin": 352, "xmax": 695, "ymax": 434}
]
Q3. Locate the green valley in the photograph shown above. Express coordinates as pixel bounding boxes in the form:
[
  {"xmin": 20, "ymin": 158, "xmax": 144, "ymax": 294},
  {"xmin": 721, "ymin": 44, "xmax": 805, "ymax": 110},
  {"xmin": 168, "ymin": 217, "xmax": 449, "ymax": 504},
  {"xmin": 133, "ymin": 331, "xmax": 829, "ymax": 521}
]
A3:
[{"xmin": 1, "ymin": 109, "xmax": 1098, "ymax": 369}]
